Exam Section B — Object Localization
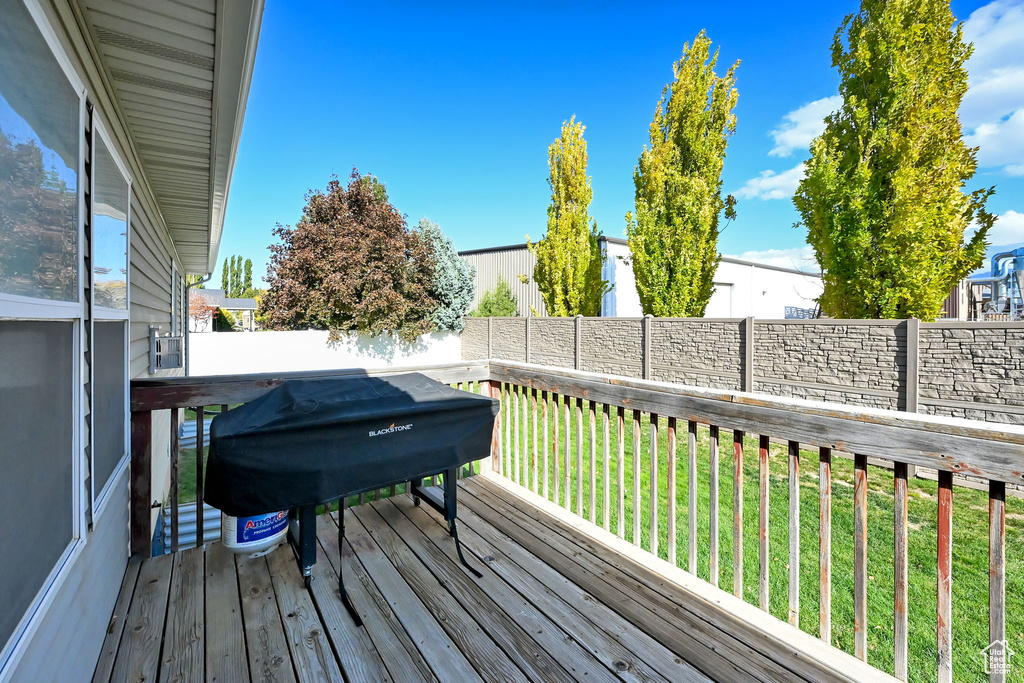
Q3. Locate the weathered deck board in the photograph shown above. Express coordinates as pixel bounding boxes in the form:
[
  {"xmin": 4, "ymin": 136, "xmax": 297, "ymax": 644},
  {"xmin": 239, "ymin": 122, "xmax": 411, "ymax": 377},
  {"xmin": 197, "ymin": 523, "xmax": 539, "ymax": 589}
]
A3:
[
  {"xmin": 205, "ymin": 542, "xmax": 249, "ymax": 683},
  {"xmin": 235, "ymin": 554, "xmax": 296, "ymax": 683},
  {"xmin": 160, "ymin": 546, "xmax": 205, "ymax": 683},
  {"xmin": 108, "ymin": 553, "xmax": 172, "ymax": 683},
  {"xmin": 393, "ymin": 494, "xmax": 706, "ymax": 683},
  {"xmin": 99, "ymin": 475, "xmax": 899, "ymax": 683}
]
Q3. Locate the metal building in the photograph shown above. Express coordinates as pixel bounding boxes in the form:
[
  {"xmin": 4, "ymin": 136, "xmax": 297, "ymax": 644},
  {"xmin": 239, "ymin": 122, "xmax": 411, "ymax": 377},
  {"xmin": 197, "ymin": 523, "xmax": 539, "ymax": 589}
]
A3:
[{"xmin": 460, "ymin": 237, "xmax": 824, "ymax": 318}]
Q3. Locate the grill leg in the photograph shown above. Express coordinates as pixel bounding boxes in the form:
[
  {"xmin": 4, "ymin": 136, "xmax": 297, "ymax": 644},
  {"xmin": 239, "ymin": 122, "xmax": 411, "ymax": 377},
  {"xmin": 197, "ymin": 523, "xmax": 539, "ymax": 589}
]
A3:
[
  {"xmin": 410, "ymin": 477, "xmax": 422, "ymax": 505},
  {"xmin": 299, "ymin": 505, "xmax": 316, "ymax": 588},
  {"xmin": 337, "ymin": 499, "xmax": 363, "ymax": 627},
  {"xmin": 443, "ymin": 468, "xmax": 482, "ymax": 579}
]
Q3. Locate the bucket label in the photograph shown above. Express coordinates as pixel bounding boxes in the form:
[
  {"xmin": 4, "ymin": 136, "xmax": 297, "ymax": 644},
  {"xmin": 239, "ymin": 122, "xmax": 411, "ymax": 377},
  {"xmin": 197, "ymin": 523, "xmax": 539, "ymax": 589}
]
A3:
[{"xmin": 237, "ymin": 511, "xmax": 288, "ymax": 544}]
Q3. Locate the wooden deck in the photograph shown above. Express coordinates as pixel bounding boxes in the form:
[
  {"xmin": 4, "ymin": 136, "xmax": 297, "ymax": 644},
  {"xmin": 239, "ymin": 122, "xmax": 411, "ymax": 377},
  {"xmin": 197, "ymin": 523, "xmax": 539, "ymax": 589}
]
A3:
[{"xmin": 93, "ymin": 475, "xmax": 891, "ymax": 683}]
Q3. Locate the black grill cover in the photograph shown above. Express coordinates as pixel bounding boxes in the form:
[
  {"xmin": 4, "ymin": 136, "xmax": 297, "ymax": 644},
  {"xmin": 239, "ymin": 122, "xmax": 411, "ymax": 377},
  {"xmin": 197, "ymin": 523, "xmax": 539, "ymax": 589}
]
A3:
[{"xmin": 203, "ymin": 374, "xmax": 498, "ymax": 517}]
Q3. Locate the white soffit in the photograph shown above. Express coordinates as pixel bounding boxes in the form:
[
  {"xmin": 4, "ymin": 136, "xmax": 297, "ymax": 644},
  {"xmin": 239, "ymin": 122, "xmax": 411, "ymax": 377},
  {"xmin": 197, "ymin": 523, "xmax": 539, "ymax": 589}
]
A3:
[{"xmin": 81, "ymin": 0, "xmax": 263, "ymax": 273}]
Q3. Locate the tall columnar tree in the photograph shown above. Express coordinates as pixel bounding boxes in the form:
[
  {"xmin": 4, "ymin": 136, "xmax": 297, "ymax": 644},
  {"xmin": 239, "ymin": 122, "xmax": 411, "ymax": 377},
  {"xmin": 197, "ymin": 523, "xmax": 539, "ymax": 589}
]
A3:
[
  {"xmin": 243, "ymin": 259, "xmax": 253, "ymax": 294},
  {"xmin": 795, "ymin": 0, "xmax": 994, "ymax": 320},
  {"xmin": 231, "ymin": 256, "xmax": 242, "ymax": 297},
  {"xmin": 528, "ymin": 116, "xmax": 610, "ymax": 317},
  {"xmin": 259, "ymin": 171, "xmax": 437, "ymax": 342},
  {"xmin": 221, "ymin": 257, "xmax": 229, "ymax": 291},
  {"xmin": 626, "ymin": 31, "xmax": 738, "ymax": 317},
  {"xmin": 416, "ymin": 218, "xmax": 475, "ymax": 331}
]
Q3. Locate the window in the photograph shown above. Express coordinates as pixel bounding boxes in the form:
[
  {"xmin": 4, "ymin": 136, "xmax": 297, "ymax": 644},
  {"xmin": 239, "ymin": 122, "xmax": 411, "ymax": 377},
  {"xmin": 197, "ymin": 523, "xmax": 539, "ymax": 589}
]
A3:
[{"xmin": 90, "ymin": 126, "xmax": 130, "ymax": 506}]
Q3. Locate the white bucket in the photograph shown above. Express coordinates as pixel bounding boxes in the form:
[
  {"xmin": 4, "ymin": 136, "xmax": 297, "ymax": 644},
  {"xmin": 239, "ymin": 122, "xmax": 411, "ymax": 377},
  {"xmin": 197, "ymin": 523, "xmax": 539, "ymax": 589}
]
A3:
[{"xmin": 221, "ymin": 510, "xmax": 289, "ymax": 557}]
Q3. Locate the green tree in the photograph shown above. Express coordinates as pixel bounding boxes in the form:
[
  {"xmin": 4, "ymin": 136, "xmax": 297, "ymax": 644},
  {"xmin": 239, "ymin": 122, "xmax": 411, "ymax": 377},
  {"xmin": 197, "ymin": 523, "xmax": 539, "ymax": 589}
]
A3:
[
  {"xmin": 221, "ymin": 258, "xmax": 229, "ymax": 291},
  {"xmin": 417, "ymin": 218, "xmax": 476, "ymax": 331},
  {"xmin": 528, "ymin": 116, "xmax": 609, "ymax": 317},
  {"xmin": 626, "ymin": 31, "xmax": 738, "ymax": 317},
  {"xmin": 794, "ymin": 0, "xmax": 993, "ymax": 320},
  {"xmin": 469, "ymin": 276, "xmax": 518, "ymax": 317},
  {"xmin": 213, "ymin": 307, "xmax": 236, "ymax": 332},
  {"xmin": 259, "ymin": 171, "xmax": 437, "ymax": 342},
  {"xmin": 243, "ymin": 259, "xmax": 253, "ymax": 294}
]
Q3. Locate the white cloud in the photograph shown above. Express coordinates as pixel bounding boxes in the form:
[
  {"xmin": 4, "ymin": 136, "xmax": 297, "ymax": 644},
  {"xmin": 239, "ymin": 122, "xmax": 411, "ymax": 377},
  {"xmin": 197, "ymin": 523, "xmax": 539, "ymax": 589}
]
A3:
[
  {"xmin": 961, "ymin": 0, "xmax": 1024, "ymax": 173},
  {"xmin": 768, "ymin": 96, "xmax": 842, "ymax": 158},
  {"xmin": 727, "ymin": 245, "xmax": 819, "ymax": 273},
  {"xmin": 734, "ymin": 163, "xmax": 805, "ymax": 200},
  {"xmin": 985, "ymin": 210, "xmax": 1024, "ymax": 245}
]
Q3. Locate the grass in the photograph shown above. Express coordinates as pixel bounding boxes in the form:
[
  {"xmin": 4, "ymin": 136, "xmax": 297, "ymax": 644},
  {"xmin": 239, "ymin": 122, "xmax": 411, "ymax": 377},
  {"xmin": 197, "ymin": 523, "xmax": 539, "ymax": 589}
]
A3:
[{"xmin": 498, "ymin": 386, "xmax": 1023, "ymax": 683}]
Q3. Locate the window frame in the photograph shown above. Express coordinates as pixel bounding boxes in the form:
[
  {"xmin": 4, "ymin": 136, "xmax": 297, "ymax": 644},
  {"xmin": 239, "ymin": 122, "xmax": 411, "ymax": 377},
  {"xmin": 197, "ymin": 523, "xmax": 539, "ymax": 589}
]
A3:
[{"xmin": 0, "ymin": 0, "xmax": 89, "ymax": 676}]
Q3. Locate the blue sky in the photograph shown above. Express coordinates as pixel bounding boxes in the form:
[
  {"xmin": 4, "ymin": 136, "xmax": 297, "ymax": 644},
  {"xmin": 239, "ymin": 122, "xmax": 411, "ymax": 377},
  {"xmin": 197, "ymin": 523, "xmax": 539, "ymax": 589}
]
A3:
[{"xmin": 218, "ymin": 0, "xmax": 1024, "ymax": 286}]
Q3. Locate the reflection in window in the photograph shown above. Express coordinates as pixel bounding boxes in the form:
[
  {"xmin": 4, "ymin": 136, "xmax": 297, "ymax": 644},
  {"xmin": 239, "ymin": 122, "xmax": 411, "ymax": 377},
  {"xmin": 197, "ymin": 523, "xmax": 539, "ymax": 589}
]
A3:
[
  {"xmin": 94, "ymin": 138, "xmax": 127, "ymax": 309},
  {"xmin": 0, "ymin": 0, "xmax": 79, "ymax": 302}
]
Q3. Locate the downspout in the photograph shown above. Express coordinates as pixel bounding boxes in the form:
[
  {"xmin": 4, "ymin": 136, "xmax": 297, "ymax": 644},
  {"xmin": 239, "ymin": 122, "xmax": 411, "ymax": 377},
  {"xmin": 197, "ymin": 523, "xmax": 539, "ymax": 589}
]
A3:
[{"xmin": 184, "ymin": 273, "xmax": 213, "ymax": 376}]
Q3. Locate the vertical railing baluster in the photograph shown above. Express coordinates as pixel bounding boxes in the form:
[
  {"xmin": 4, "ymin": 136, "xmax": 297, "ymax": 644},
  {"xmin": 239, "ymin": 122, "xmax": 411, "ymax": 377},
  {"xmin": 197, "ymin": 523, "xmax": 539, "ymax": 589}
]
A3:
[
  {"xmin": 602, "ymin": 404, "xmax": 610, "ymax": 531},
  {"xmin": 709, "ymin": 425, "xmax": 719, "ymax": 587},
  {"xmin": 733, "ymin": 430, "xmax": 744, "ymax": 598},
  {"xmin": 195, "ymin": 406, "xmax": 206, "ymax": 548},
  {"xmin": 789, "ymin": 440, "xmax": 800, "ymax": 627},
  {"xmin": 553, "ymin": 393, "xmax": 560, "ymax": 506},
  {"xmin": 589, "ymin": 400, "xmax": 597, "ymax": 524},
  {"xmin": 854, "ymin": 453, "xmax": 868, "ymax": 661},
  {"xmin": 576, "ymin": 397, "xmax": 584, "ymax": 517},
  {"xmin": 667, "ymin": 417, "xmax": 677, "ymax": 566},
  {"xmin": 169, "ymin": 408, "xmax": 179, "ymax": 554},
  {"xmin": 513, "ymin": 386, "xmax": 521, "ymax": 484},
  {"xmin": 521, "ymin": 385, "xmax": 528, "ymax": 487},
  {"xmin": 542, "ymin": 391, "xmax": 549, "ymax": 499},
  {"xmin": 820, "ymin": 447, "xmax": 832, "ymax": 644},
  {"xmin": 633, "ymin": 409, "xmax": 642, "ymax": 546},
  {"xmin": 617, "ymin": 407, "xmax": 625, "ymax": 539},
  {"xmin": 503, "ymin": 383, "xmax": 510, "ymax": 478},
  {"xmin": 894, "ymin": 461, "xmax": 908, "ymax": 681},
  {"xmin": 759, "ymin": 435, "xmax": 770, "ymax": 611},
  {"xmin": 564, "ymin": 395, "xmax": 571, "ymax": 510},
  {"xmin": 650, "ymin": 414, "xmax": 659, "ymax": 557},
  {"xmin": 531, "ymin": 388, "xmax": 538, "ymax": 492},
  {"xmin": 990, "ymin": 480, "xmax": 1006, "ymax": 683},
  {"xmin": 937, "ymin": 470, "xmax": 953, "ymax": 681},
  {"xmin": 688, "ymin": 421, "xmax": 698, "ymax": 574},
  {"xmin": 489, "ymin": 380, "xmax": 502, "ymax": 474}
]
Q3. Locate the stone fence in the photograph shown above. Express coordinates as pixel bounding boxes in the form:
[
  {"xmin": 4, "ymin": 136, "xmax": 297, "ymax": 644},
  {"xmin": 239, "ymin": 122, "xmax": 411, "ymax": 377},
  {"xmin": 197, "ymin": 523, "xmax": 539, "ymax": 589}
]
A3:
[{"xmin": 462, "ymin": 316, "xmax": 1024, "ymax": 426}]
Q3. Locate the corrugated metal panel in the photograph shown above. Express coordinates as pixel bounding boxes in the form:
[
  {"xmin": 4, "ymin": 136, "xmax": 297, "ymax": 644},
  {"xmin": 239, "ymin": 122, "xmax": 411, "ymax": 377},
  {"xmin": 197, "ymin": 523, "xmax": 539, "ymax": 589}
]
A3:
[{"xmin": 462, "ymin": 246, "xmax": 547, "ymax": 316}]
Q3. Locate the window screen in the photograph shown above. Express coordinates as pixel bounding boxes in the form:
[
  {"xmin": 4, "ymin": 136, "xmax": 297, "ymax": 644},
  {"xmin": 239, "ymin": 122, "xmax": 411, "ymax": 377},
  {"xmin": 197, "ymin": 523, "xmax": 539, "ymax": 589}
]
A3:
[
  {"xmin": 93, "ymin": 321, "xmax": 126, "ymax": 494},
  {"xmin": 0, "ymin": 0, "xmax": 80, "ymax": 302},
  {"xmin": 0, "ymin": 321, "xmax": 75, "ymax": 652}
]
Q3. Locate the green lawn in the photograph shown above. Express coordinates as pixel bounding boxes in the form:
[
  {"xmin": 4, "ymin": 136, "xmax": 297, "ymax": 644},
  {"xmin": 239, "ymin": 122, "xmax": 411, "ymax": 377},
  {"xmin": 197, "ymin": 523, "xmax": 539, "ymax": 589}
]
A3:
[{"xmin": 497, "ymin": 386, "xmax": 1023, "ymax": 683}]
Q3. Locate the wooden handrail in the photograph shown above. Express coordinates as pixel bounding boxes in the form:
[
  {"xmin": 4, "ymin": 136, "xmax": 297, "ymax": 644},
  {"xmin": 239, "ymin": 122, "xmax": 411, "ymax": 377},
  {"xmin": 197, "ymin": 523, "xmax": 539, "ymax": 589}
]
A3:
[{"xmin": 488, "ymin": 360, "xmax": 1024, "ymax": 485}]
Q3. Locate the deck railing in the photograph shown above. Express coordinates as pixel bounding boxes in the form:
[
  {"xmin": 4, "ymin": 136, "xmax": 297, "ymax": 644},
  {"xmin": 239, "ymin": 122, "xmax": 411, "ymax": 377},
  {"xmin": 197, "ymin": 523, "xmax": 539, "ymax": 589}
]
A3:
[
  {"xmin": 487, "ymin": 360, "xmax": 1019, "ymax": 683},
  {"xmin": 129, "ymin": 361, "xmax": 493, "ymax": 556},
  {"xmin": 128, "ymin": 358, "xmax": 1019, "ymax": 682}
]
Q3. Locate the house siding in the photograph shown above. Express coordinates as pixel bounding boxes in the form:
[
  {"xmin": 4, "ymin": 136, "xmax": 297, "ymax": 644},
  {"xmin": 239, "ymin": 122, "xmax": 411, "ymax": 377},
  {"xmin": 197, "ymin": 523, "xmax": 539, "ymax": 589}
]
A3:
[{"xmin": 2, "ymin": 1, "xmax": 183, "ymax": 679}]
